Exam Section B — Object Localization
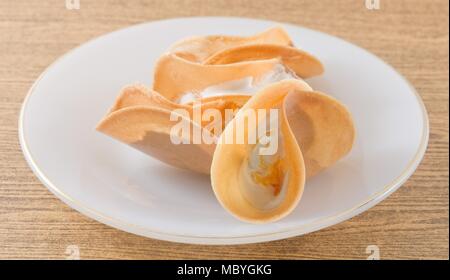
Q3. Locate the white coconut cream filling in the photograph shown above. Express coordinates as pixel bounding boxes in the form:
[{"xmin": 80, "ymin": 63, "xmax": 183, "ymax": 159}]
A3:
[
  {"xmin": 178, "ymin": 64, "xmax": 305, "ymax": 104},
  {"xmin": 239, "ymin": 121, "xmax": 287, "ymax": 210}
]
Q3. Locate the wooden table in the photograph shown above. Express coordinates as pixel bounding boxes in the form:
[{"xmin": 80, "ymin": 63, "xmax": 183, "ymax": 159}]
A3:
[{"xmin": 0, "ymin": 0, "xmax": 448, "ymax": 259}]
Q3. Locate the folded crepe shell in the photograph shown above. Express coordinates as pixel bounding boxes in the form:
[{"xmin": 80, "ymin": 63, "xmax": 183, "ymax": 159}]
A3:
[
  {"xmin": 96, "ymin": 86, "xmax": 217, "ymax": 174},
  {"xmin": 109, "ymin": 84, "xmax": 188, "ymax": 113},
  {"xmin": 153, "ymin": 54, "xmax": 282, "ymax": 102},
  {"xmin": 114, "ymin": 85, "xmax": 249, "ymax": 131},
  {"xmin": 284, "ymin": 90, "xmax": 355, "ymax": 177},
  {"xmin": 210, "ymin": 80, "xmax": 355, "ymax": 222},
  {"xmin": 169, "ymin": 26, "xmax": 292, "ymax": 63},
  {"xmin": 204, "ymin": 44, "xmax": 324, "ymax": 78}
]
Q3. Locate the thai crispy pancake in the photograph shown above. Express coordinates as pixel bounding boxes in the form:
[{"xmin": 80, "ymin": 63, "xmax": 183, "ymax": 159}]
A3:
[{"xmin": 211, "ymin": 80, "xmax": 355, "ymax": 222}]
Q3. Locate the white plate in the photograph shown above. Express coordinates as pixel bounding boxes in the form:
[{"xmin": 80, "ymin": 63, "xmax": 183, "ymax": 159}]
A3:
[{"xmin": 19, "ymin": 17, "xmax": 429, "ymax": 245}]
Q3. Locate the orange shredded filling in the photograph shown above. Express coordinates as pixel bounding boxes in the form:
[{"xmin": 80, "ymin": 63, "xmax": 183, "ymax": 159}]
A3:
[{"xmin": 250, "ymin": 158, "xmax": 284, "ymax": 196}]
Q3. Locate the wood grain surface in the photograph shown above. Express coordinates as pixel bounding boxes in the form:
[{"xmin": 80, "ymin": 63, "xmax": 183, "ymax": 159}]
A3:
[{"xmin": 0, "ymin": 0, "xmax": 448, "ymax": 259}]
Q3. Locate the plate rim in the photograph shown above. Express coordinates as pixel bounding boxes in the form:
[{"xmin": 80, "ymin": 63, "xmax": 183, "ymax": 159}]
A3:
[{"xmin": 18, "ymin": 16, "xmax": 430, "ymax": 245}]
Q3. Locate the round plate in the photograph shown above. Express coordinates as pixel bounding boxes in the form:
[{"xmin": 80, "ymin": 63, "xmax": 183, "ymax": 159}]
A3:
[{"xmin": 19, "ymin": 17, "xmax": 429, "ymax": 244}]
